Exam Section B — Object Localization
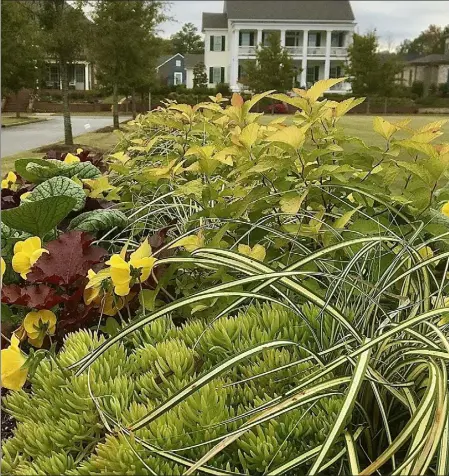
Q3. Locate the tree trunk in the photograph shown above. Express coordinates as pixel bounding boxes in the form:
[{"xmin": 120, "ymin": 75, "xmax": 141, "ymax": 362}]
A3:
[
  {"xmin": 15, "ymin": 92, "xmax": 21, "ymax": 118},
  {"xmin": 131, "ymin": 88, "xmax": 137, "ymax": 119},
  {"xmin": 60, "ymin": 60, "xmax": 73, "ymax": 145},
  {"xmin": 112, "ymin": 82, "xmax": 119, "ymax": 130}
]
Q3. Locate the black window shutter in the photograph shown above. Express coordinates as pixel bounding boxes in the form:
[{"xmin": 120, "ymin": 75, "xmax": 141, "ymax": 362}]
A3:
[
  {"xmin": 221, "ymin": 67, "xmax": 225, "ymax": 83},
  {"xmin": 209, "ymin": 67, "xmax": 213, "ymax": 83},
  {"xmin": 339, "ymin": 32, "xmax": 344, "ymax": 47},
  {"xmin": 222, "ymin": 36, "xmax": 226, "ymax": 51},
  {"xmin": 250, "ymin": 32, "xmax": 255, "ymax": 46},
  {"xmin": 239, "ymin": 31, "xmax": 242, "ymax": 46},
  {"xmin": 238, "ymin": 64, "xmax": 241, "ymax": 79},
  {"xmin": 210, "ymin": 36, "xmax": 214, "ymax": 51},
  {"xmin": 315, "ymin": 66, "xmax": 319, "ymax": 81}
]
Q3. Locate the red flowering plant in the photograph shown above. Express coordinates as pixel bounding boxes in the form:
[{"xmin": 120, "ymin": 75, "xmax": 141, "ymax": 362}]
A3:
[{"xmin": 1, "ymin": 227, "xmax": 173, "ymax": 349}]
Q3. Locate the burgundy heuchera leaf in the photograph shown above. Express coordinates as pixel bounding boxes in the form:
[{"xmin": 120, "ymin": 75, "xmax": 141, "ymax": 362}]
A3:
[
  {"xmin": 1, "ymin": 284, "xmax": 66, "ymax": 309},
  {"xmin": 27, "ymin": 231, "xmax": 107, "ymax": 286}
]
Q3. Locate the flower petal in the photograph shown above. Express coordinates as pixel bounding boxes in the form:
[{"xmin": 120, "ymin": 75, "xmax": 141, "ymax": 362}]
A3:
[
  {"xmin": 12, "ymin": 252, "xmax": 31, "ymax": 278},
  {"xmin": 114, "ymin": 283, "xmax": 130, "ymax": 297},
  {"xmin": 21, "ymin": 237, "xmax": 43, "ymax": 256},
  {"xmin": 110, "ymin": 266, "xmax": 131, "ymax": 286},
  {"xmin": 29, "ymin": 248, "xmax": 48, "ymax": 267},
  {"xmin": 130, "ymin": 239, "xmax": 152, "ymax": 261},
  {"xmin": 1, "ymin": 345, "xmax": 28, "ymax": 391},
  {"xmin": 106, "ymin": 254, "xmax": 129, "ymax": 269}
]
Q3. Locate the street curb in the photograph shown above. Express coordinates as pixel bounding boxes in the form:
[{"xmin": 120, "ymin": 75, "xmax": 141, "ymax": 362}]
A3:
[{"xmin": 1, "ymin": 118, "xmax": 48, "ymax": 128}]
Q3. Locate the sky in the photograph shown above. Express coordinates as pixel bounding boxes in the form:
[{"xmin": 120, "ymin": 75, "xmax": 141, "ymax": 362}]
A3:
[{"xmin": 158, "ymin": 1, "xmax": 449, "ymax": 50}]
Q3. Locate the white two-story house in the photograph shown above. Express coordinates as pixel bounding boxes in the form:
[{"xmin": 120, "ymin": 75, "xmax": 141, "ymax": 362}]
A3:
[{"xmin": 201, "ymin": 0, "xmax": 356, "ymax": 92}]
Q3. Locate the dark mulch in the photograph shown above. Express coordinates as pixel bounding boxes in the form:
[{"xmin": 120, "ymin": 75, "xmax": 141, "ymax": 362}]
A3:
[
  {"xmin": 1, "ymin": 389, "xmax": 16, "ymax": 442},
  {"xmin": 95, "ymin": 118, "xmax": 132, "ymax": 133},
  {"xmin": 33, "ymin": 143, "xmax": 103, "ymax": 154}
]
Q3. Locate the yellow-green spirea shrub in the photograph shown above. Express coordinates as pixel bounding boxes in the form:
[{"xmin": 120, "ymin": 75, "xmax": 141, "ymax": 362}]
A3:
[{"xmin": 2, "ymin": 303, "xmax": 342, "ymax": 475}]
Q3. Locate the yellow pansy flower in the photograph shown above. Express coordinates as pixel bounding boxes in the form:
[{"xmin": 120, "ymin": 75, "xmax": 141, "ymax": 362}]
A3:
[
  {"xmin": 2, "ymin": 171, "xmax": 17, "ymax": 189},
  {"xmin": 442, "ymin": 202, "xmax": 449, "ymax": 217},
  {"xmin": 238, "ymin": 244, "xmax": 266, "ymax": 261},
  {"xmin": 12, "ymin": 237, "xmax": 48, "ymax": 280},
  {"xmin": 76, "ymin": 148, "xmax": 84, "ymax": 154},
  {"xmin": 84, "ymin": 269, "xmax": 135, "ymax": 316},
  {"xmin": 23, "ymin": 310, "xmax": 57, "ymax": 348},
  {"xmin": 64, "ymin": 153, "xmax": 80, "ymax": 164},
  {"xmin": 1, "ymin": 257, "xmax": 5, "ymax": 280},
  {"xmin": 84, "ymin": 268, "xmax": 112, "ymax": 303},
  {"xmin": 1, "ymin": 334, "xmax": 28, "ymax": 390},
  {"xmin": 106, "ymin": 239, "xmax": 156, "ymax": 296}
]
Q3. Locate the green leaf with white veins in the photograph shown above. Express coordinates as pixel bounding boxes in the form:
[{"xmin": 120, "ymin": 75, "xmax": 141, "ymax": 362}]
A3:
[
  {"xmin": 1, "ymin": 196, "xmax": 76, "ymax": 237},
  {"xmin": 27, "ymin": 176, "xmax": 86, "ymax": 211},
  {"xmin": 67, "ymin": 209, "xmax": 128, "ymax": 233}
]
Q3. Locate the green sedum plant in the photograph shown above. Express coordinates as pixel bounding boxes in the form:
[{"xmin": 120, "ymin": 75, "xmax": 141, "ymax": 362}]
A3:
[{"xmin": 2, "ymin": 303, "xmax": 342, "ymax": 475}]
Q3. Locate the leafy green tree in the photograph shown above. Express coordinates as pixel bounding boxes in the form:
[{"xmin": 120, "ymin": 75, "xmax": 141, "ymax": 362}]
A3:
[
  {"xmin": 398, "ymin": 24, "xmax": 449, "ymax": 56},
  {"xmin": 90, "ymin": 1, "xmax": 166, "ymax": 128},
  {"xmin": 170, "ymin": 23, "xmax": 204, "ymax": 55},
  {"xmin": 347, "ymin": 32, "xmax": 403, "ymax": 96},
  {"xmin": 242, "ymin": 32, "xmax": 295, "ymax": 93},
  {"xmin": 1, "ymin": 1, "xmax": 44, "ymax": 118},
  {"xmin": 29, "ymin": 0, "xmax": 90, "ymax": 145},
  {"xmin": 193, "ymin": 62, "xmax": 208, "ymax": 89}
]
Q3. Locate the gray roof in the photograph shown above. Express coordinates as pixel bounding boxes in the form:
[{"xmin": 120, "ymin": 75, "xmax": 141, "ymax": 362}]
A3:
[
  {"xmin": 184, "ymin": 54, "xmax": 204, "ymax": 69},
  {"xmin": 224, "ymin": 0, "xmax": 355, "ymax": 21},
  {"xmin": 156, "ymin": 53, "xmax": 183, "ymax": 69},
  {"xmin": 409, "ymin": 54, "xmax": 449, "ymax": 65},
  {"xmin": 202, "ymin": 12, "xmax": 228, "ymax": 30}
]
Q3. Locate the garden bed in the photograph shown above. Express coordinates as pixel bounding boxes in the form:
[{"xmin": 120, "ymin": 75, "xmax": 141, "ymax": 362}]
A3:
[{"xmin": 1, "ymin": 79, "xmax": 449, "ymax": 475}]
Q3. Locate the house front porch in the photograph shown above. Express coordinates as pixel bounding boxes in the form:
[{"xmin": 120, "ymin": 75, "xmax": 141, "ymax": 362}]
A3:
[
  {"xmin": 234, "ymin": 58, "xmax": 351, "ymax": 93},
  {"xmin": 44, "ymin": 62, "xmax": 94, "ymax": 91}
]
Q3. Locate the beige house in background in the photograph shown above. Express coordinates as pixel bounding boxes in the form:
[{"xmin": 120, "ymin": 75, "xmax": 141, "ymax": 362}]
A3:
[{"xmin": 400, "ymin": 35, "xmax": 449, "ymax": 94}]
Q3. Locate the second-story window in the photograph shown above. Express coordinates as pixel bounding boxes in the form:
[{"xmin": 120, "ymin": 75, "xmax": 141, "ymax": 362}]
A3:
[
  {"xmin": 331, "ymin": 32, "xmax": 345, "ymax": 47},
  {"xmin": 239, "ymin": 32, "xmax": 255, "ymax": 47},
  {"xmin": 308, "ymin": 32, "xmax": 321, "ymax": 47},
  {"xmin": 210, "ymin": 35, "xmax": 226, "ymax": 51},
  {"xmin": 285, "ymin": 31, "xmax": 302, "ymax": 47}
]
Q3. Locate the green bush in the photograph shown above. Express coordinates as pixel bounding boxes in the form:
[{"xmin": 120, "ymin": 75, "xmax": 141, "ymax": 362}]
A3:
[{"xmin": 411, "ymin": 80, "xmax": 424, "ymax": 97}]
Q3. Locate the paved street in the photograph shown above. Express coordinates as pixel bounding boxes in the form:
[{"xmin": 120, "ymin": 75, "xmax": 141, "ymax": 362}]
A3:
[{"xmin": 1, "ymin": 115, "xmax": 116, "ymax": 157}]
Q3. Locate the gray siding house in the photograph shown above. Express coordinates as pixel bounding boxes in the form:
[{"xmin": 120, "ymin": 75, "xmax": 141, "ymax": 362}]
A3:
[{"xmin": 155, "ymin": 53, "xmax": 186, "ymax": 86}]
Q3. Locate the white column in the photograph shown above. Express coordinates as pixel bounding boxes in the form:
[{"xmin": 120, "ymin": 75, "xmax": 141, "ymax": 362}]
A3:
[
  {"xmin": 257, "ymin": 28, "xmax": 263, "ymax": 45},
  {"xmin": 84, "ymin": 63, "xmax": 90, "ymax": 90},
  {"xmin": 280, "ymin": 29, "xmax": 286, "ymax": 47},
  {"xmin": 230, "ymin": 28, "xmax": 240, "ymax": 92},
  {"xmin": 324, "ymin": 30, "xmax": 332, "ymax": 80},
  {"xmin": 300, "ymin": 30, "xmax": 309, "ymax": 87}
]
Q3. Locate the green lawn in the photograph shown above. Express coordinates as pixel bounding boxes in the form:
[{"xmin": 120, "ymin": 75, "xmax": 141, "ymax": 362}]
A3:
[
  {"xmin": 3, "ymin": 114, "xmax": 448, "ymax": 175},
  {"xmin": 2, "ymin": 115, "xmax": 47, "ymax": 128},
  {"xmin": 261, "ymin": 114, "xmax": 449, "ymax": 148}
]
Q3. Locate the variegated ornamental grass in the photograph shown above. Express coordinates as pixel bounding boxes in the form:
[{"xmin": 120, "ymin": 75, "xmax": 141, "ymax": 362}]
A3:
[{"xmin": 2, "ymin": 78, "xmax": 449, "ymax": 475}]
